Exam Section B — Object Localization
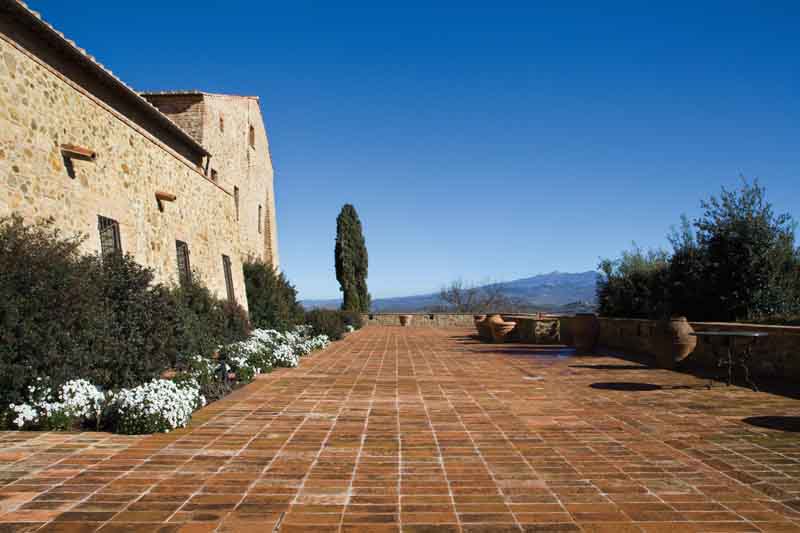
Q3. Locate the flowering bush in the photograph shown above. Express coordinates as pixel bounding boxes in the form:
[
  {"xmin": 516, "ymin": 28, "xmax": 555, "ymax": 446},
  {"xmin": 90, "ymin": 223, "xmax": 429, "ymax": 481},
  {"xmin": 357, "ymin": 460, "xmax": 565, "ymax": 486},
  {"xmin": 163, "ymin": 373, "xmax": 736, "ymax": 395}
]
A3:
[
  {"xmin": 111, "ymin": 379, "xmax": 205, "ymax": 434},
  {"xmin": 6, "ymin": 378, "xmax": 106, "ymax": 430},
  {"xmin": 2, "ymin": 324, "xmax": 332, "ymax": 434}
]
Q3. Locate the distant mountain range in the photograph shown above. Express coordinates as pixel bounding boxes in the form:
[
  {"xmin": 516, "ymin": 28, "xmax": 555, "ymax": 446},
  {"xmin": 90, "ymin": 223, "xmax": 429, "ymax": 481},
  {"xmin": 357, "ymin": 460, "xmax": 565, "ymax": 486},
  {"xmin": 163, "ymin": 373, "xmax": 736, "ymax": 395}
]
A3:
[{"xmin": 302, "ymin": 271, "xmax": 600, "ymax": 313}]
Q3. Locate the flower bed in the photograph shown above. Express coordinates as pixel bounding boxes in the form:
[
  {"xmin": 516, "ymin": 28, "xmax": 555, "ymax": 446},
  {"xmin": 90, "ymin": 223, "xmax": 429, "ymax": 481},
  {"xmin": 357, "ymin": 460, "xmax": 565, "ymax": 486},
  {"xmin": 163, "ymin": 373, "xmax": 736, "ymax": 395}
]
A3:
[{"xmin": 2, "ymin": 326, "xmax": 330, "ymax": 434}]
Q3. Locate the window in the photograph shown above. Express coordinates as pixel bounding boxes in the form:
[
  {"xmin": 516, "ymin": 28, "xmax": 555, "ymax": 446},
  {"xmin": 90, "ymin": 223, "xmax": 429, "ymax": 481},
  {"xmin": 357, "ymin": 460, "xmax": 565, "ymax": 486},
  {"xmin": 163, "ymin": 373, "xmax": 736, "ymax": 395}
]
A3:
[
  {"xmin": 98, "ymin": 215, "xmax": 122, "ymax": 258},
  {"xmin": 222, "ymin": 255, "xmax": 235, "ymax": 303},
  {"xmin": 175, "ymin": 240, "xmax": 191, "ymax": 286},
  {"xmin": 219, "ymin": 115, "xmax": 224, "ymax": 132},
  {"xmin": 258, "ymin": 204, "xmax": 262, "ymax": 233},
  {"xmin": 249, "ymin": 125, "xmax": 255, "ymax": 148},
  {"xmin": 210, "ymin": 168, "xmax": 218, "ymax": 182},
  {"xmin": 234, "ymin": 186, "xmax": 240, "ymax": 221}
]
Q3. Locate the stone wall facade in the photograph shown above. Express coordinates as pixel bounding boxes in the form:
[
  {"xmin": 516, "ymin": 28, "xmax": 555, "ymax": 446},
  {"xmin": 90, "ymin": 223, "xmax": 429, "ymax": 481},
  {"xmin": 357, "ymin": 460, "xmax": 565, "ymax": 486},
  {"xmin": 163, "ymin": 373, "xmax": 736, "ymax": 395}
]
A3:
[
  {"xmin": 0, "ymin": 2, "xmax": 280, "ymax": 309},
  {"xmin": 143, "ymin": 93, "xmax": 279, "ymax": 267}
]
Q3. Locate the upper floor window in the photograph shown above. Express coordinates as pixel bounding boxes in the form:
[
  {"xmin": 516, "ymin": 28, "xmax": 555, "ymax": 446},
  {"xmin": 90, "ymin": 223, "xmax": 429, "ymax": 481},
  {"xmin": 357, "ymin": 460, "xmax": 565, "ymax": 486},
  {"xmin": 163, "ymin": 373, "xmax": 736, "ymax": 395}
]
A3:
[
  {"xmin": 249, "ymin": 125, "xmax": 255, "ymax": 148},
  {"xmin": 210, "ymin": 168, "xmax": 218, "ymax": 182},
  {"xmin": 219, "ymin": 115, "xmax": 224, "ymax": 133},
  {"xmin": 175, "ymin": 240, "xmax": 191, "ymax": 286},
  {"xmin": 234, "ymin": 186, "xmax": 240, "ymax": 221},
  {"xmin": 98, "ymin": 215, "xmax": 122, "ymax": 258},
  {"xmin": 258, "ymin": 204, "xmax": 262, "ymax": 233}
]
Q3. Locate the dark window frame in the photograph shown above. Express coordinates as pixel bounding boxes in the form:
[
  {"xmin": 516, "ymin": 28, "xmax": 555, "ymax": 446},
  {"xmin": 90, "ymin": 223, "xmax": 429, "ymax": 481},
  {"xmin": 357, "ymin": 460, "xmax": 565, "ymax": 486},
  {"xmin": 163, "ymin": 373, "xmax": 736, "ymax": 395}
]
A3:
[
  {"xmin": 258, "ymin": 204, "xmax": 262, "ymax": 234},
  {"xmin": 97, "ymin": 215, "xmax": 122, "ymax": 258},
  {"xmin": 222, "ymin": 254, "xmax": 235, "ymax": 303},
  {"xmin": 175, "ymin": 240, "xmax": 191, "ymax": 286}
]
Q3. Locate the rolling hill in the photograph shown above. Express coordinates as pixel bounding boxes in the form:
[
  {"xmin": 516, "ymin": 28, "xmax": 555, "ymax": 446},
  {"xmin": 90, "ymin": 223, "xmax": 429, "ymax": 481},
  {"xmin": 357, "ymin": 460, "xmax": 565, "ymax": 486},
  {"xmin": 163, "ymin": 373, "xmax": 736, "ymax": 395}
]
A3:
[{"xmin": 302, "ymin": 271, "xmax": 600, "ymax": 313}]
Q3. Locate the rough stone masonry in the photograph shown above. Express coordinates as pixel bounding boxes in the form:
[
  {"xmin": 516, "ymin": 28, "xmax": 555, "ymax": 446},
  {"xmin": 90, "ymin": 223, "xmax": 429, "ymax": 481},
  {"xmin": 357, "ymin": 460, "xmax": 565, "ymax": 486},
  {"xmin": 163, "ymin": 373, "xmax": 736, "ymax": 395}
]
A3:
[{"xmin": 0, "ymin": 0, "xmax": 278, "ymax": 310}]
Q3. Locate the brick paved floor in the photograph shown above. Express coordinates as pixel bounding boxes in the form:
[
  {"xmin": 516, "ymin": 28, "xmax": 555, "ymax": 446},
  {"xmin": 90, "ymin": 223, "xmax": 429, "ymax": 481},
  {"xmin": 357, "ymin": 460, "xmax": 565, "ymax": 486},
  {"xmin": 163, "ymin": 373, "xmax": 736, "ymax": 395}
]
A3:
[{"xmin": 1, "ymin": 326, "xmax": 800, "ymax": 532}]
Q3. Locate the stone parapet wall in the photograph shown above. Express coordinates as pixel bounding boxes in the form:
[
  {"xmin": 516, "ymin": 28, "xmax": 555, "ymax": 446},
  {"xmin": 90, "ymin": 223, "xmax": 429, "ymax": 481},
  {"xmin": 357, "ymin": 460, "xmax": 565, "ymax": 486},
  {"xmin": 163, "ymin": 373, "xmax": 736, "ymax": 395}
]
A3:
[
  {"xmin": 597, "ymin": 317, "xmax": 800, "ymax": 380},
  {"xmin": 363, "ymin": 313, "xmax": 800, "ymax": 379},
  {"xmin": 363, "ymin": 313, "xmax": 476, "ymax": 328},
  {"xmin": 361, "ymin": 313, "xmax": 562, "ymax": 344}
]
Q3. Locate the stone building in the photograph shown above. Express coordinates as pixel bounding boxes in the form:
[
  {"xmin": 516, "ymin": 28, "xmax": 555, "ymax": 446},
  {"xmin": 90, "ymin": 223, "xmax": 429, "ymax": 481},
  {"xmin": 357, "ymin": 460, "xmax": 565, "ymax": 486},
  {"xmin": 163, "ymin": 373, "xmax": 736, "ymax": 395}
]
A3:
[{"xmin": 0, "ymin": 0, "xmax": 279, "ymax": 311}]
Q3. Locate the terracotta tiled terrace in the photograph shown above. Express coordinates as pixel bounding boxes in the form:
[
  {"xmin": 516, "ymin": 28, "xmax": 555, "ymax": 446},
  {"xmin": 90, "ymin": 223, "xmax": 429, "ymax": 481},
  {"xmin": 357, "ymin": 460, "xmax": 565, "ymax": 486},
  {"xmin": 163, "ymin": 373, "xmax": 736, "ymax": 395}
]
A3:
[{"xmin": 2, "ymin": 326, "xmax": 800, "ymax": 532}]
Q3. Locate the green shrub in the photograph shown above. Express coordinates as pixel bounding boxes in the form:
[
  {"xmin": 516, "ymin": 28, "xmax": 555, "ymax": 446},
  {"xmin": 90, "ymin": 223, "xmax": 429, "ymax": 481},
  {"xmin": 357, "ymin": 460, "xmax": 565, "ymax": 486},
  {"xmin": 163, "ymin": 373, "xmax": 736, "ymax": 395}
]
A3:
[
  {"xmin": 0, "ymin": 217, "xmax": 176, "ymax": 405},
  {"xmin": 243, "ymin": 259, "xmax": 305, "ymax": 332},
  {"xmin": 304, "ymin": 309, "xmax": 346, "ymax": 341},
  {"xmin": 597, "ymin": 180, "xmax": 800, "ymax": 322},
  {"xmin": 170, "ymin": 275, "xmax": 250, "ymax": 367},
  {"xmin": 0, "ymin": 215, "xmax": 249, "ymax": 408},
  {"xmin": 0, "ymin": 216, "xmax": 98, "ymax": 406},
  {"xmin": 340, "ymin": 311, "xmax": 364, "ymax": 330},
  {"xmin": 90, "ymin": 253, "xmax": 178, "ymax": 389}
]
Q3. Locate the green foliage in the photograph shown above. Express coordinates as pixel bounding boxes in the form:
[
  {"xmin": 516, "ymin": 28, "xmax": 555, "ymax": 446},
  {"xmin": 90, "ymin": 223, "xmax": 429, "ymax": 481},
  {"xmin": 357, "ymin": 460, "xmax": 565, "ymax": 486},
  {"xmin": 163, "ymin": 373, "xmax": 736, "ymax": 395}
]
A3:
[
  {"xmin": 304, "ymin": 309, "xmax": 346, "ymax": 341},
  {"xmin": 170, "ymin": 275, "xmax": 250, "ymax": 364},
  {"xmin": 597, "ymin": 247, "xmax": 670, "ymax": 319},
  {"xmin": 597, "ymin": 180, "xmax": 800, "ymax": 322},
  {"xmin": 335, "ymin": 204, "xmax": 371, "ymax": 312},
  {"xmin": 243, "ymin": 259, "xmax": 304, "ymax": 331},
  {"xmin": 0, "ymin": 215, "xmax": 249, "ymax": 407},
  {"xmin": 340, "ymin": 310, "xmax": 364, "ymax": 330}
]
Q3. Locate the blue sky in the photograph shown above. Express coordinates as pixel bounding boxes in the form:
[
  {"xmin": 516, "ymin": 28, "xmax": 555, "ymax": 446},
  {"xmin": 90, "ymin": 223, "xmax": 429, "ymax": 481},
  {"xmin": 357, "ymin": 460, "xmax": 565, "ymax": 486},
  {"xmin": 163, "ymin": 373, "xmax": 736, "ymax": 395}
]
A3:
[{"xmin": 32, "ymin": 1, "xmax": 800, "ymax": 299}]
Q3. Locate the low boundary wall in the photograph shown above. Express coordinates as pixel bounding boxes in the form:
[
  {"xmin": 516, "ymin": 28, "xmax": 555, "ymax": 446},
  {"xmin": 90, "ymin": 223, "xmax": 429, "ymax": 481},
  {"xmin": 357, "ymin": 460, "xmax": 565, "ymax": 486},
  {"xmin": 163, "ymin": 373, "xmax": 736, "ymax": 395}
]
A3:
[{"xmin": 362, "ymin": 313, "xmax": 800, "ymax": 379}]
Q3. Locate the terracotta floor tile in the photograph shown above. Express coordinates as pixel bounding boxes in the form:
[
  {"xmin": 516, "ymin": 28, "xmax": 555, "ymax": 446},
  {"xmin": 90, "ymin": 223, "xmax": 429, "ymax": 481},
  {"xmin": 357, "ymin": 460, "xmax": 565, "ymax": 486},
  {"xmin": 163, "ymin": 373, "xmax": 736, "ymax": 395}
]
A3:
[{"xmin": 1, "ymin": 327, "xmax": 799, "ymax": 532}]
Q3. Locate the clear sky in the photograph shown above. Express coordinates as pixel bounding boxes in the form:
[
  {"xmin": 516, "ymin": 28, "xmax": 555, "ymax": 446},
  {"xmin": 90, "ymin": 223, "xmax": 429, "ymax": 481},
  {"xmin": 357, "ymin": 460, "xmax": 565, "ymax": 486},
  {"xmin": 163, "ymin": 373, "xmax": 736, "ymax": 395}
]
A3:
[{"xmin": 31, "ymin": 1, "xmax": 800, "ymax": 299}]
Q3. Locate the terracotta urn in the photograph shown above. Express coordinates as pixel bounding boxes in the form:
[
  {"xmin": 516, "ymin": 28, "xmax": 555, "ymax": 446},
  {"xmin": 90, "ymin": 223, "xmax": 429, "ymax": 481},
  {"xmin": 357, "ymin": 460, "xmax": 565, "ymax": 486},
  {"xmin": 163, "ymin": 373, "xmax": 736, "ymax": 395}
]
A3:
[
  {"xmin": 486, "ymin": 314, "xmax": 517, "ymax": 344},
  {"xmin": 651, "ymin": 317, "xmax": 697, "ymax": 369},
  {"xmin": 227, "ymin": 372, "xmax": 237, "ymax": 381},
  {"xmin": 160, "ymin": 369, "xmax": 177, "ymax": 380},
  {"xmin": 480, "ymin": 314, "xmax": 500, "ymax": 341},
  {"xmin": 399, "ymin": 314, "xmax": 413, "ymax": 327},
  {"xmin": 473, "ymin": 314, "xmax": 487, "ymax": 337},
  {"xmin": 572, "ymin": 313, "xmax": 600, "ymax": 353}
]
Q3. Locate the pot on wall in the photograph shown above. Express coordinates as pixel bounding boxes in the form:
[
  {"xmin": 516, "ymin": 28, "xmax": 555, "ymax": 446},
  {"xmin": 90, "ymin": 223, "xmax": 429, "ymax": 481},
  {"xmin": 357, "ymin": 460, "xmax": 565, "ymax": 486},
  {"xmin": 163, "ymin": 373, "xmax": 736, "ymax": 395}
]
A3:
[
  {"xmin": 651, "ymin": 316, "xmax": 697, "ymax": 369},
  {"xmin": 480, "ymin": 314, "xmax": 501, "ymax": 341},
  {"xmin": 486, "ymin": 314, "xmax": 517, "ymax": 344},
  {"xmin": 399, "ymin": 314, "xmax": 413, "ymax": 327},
  {"xmin": 572, "ymin": 313, "xmax": 600, "ymax": 353},
  {"xmin": 474, "ymin": 315, "xmax": 488, "ymax": 339}
]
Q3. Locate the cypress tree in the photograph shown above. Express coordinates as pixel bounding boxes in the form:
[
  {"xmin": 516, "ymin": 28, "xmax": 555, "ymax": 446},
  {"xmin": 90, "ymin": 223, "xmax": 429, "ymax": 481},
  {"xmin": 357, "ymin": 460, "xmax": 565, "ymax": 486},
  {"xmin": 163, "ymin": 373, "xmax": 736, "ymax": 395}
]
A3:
[{"xmin": 335, "ymin": 204, "xmax": 370, "ymax": 312}]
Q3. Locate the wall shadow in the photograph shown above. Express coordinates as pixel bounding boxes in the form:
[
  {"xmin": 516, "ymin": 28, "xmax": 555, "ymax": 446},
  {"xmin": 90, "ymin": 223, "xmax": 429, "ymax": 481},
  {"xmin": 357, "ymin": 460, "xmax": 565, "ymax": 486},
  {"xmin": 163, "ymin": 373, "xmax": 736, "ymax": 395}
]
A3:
[
  {"xmin": 590, "ymin": 382, "xmax": 662, "ymax": 391},
  {"xmin": 742, "ymin": 416, "xmax": 800, "ymax": 433},
  {"xmin": 570, "ymin": 363, "xmax": 654, "ymax": 371},
  {"xmin": 594, "ymin": 348, "xmax": 800, "ymax": 401}
]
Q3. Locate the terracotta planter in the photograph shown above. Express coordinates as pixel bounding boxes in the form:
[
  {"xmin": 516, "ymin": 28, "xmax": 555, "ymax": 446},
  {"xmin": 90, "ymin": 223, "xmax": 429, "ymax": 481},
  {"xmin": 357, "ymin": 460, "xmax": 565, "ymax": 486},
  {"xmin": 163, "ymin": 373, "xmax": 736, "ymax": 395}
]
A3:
[
  {"xmin": 651, "ymin": 317, "xmax": 697, "ymax": 369},
  {"xmin": 572, "ymin": 313, "xmax": 599, "ymax": 353},
  {"xmin": 160, "ymin": 369, "xmax": 177, "ymax": 380},
  {"xmin": 486, "ymin": 314, "xmax": 517, "ymax": 344},
  {"xmin": 399, "ymin": 314, "xmax": 413, "ymax": 327},
  {"xmin": 473, "ymin": 314, "xmax": 487, "ymax": 338},
  {"xmin": 480, "ymin": 314, "xmax": 500, "ymax": 341}
]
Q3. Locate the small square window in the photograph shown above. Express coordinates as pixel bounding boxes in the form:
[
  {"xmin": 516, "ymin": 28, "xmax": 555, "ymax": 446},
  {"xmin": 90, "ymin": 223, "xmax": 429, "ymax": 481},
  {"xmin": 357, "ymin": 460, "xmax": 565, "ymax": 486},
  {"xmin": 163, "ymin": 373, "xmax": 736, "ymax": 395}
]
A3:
[{"xmin": 210, "ymin": 168, "xmax": 218, "ymax": 182}]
